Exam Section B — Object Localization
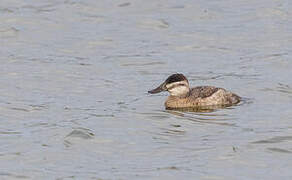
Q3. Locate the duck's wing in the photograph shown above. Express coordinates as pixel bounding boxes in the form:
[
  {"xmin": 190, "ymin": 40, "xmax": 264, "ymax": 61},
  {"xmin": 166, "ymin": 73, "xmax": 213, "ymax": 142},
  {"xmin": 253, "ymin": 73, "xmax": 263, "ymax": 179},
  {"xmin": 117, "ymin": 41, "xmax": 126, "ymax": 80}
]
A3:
[{"xmin": 190, "ymin": 86, "xmax": 220, "ymax": 98}]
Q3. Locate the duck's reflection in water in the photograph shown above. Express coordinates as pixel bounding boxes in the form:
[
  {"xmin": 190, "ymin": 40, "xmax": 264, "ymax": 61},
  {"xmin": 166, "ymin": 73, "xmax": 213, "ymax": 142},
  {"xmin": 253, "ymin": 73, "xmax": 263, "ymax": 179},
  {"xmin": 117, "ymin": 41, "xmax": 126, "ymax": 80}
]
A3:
[{"xmin": 164, "ymin": 106, "xmax": 237, "ymax": 127}]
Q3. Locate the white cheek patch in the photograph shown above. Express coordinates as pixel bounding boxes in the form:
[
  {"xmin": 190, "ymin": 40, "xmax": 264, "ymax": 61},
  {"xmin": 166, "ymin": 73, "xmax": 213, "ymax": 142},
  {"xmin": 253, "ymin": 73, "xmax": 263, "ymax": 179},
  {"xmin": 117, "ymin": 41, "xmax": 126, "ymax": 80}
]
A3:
[{"xmin": 168, "ymin": 86, "xmax": 189, "ymax": 96}]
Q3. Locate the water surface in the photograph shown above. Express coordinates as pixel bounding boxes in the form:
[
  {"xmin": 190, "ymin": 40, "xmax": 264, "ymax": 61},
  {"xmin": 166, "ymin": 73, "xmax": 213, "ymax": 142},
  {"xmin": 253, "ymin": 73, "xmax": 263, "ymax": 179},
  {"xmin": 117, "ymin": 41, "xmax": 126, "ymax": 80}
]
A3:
[{"xmin": 1, "ymin": 0, "xmax": 292, "ymax": 179}]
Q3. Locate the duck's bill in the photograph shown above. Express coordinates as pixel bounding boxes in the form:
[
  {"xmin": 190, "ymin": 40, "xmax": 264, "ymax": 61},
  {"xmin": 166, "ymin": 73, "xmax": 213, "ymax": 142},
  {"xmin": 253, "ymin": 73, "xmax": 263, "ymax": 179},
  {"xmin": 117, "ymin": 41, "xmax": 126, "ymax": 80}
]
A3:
[{"xmin": 148, "ymin": 83, "xmax": 166, "ymax": 94}]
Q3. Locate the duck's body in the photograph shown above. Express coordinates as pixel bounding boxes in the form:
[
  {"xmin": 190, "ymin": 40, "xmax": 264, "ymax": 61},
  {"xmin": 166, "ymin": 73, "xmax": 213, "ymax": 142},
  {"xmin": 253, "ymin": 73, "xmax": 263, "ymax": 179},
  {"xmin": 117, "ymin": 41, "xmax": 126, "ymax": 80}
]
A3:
[
  {"xmin": 165, "ymin": 86, "xmax": 240, "ymax": 109},
  {"xmin": 148, "ymin": 74, "xmax": 240, "ymax": 109}
]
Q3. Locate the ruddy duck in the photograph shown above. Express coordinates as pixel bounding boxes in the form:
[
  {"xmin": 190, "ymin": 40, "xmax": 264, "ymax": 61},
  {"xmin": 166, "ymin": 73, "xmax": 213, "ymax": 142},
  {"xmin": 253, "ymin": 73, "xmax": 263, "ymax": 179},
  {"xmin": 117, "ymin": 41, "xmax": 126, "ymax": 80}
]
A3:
[{"xmin": 148, "ymin": 73, "xmax": 240, "ymax": 109}]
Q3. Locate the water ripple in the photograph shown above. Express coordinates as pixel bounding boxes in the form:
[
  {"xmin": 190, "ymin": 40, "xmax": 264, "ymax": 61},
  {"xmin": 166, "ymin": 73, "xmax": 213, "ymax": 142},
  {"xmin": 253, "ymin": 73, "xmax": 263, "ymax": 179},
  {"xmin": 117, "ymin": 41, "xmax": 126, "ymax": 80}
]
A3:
[{"xmin": 251, "ymin": 136, "xmax": 292, "ymax": 144}]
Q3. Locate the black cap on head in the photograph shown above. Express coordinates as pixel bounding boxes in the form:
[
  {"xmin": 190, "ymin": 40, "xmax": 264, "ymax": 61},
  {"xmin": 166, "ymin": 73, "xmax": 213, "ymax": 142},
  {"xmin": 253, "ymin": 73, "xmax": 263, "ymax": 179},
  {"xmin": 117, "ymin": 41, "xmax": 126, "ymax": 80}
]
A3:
[
  {"xmin": 165, "ymin": 73, "xmax": 188, "ymax": 84},
  {"xmin": 148, "ymin": 73, "xmax": 188, "ymax": 94}
]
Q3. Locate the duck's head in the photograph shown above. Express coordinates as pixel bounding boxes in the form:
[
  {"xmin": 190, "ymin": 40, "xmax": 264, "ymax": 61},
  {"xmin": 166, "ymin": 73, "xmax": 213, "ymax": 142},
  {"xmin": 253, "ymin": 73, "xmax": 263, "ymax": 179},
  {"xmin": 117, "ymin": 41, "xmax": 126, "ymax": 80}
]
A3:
[{"xmin": 148, "ymin": 73, "xmax": 190, "ymax": 97}]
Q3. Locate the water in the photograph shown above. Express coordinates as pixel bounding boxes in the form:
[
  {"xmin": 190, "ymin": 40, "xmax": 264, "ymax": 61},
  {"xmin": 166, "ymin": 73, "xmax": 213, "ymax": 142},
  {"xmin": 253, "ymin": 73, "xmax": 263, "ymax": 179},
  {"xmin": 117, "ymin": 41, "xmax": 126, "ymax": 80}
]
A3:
[{"xmin": 1, "ymin": 0, "xmax": 292, "ymax": 179}]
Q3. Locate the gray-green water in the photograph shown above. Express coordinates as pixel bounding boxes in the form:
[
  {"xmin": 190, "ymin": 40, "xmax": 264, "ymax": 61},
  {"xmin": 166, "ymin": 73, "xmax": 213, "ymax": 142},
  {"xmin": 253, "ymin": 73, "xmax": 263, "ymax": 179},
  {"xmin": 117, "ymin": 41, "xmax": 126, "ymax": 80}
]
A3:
[{"xmin": 1, "ymin": 0, "xmax": 292, "ymax": 179}]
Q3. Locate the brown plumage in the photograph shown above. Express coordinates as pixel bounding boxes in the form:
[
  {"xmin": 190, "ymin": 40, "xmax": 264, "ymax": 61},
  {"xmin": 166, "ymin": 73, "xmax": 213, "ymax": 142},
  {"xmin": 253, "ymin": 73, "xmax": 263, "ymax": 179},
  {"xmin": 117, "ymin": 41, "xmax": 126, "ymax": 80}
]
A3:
[{"xmin": 148, "ymin": 74, "xmax": 241, "ymax": 110}]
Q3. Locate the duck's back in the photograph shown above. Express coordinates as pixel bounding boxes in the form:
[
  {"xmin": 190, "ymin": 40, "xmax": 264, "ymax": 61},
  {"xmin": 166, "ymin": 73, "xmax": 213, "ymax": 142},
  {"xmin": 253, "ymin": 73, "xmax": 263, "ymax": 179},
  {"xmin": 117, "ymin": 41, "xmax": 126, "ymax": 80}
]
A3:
[
  {"xmin": 189, "ymin": 86, "xmax": 220, "ymax": 99},
  {"xmin": 165, "ymin": 86, "xmax": 240, "ymax": 108},
  {"xmin": 190, "ymin": 86, "xmax": 240, "ymax": 105}
]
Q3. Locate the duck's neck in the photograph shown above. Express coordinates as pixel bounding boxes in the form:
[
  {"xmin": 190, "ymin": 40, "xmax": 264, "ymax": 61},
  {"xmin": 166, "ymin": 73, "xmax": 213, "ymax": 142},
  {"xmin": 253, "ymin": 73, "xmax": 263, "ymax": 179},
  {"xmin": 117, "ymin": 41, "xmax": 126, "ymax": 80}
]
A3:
[{"xmin": 178, "ymin": 90, "xmax": 190, "ymax": 98}]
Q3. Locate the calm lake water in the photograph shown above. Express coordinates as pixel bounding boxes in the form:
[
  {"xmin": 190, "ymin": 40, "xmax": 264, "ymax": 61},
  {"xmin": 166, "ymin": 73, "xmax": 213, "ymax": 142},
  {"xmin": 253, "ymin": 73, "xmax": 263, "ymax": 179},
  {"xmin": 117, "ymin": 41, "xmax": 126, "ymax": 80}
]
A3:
[{"xmin": 1, "ymin": 0, "xmax": 292, "ymax": 179}]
